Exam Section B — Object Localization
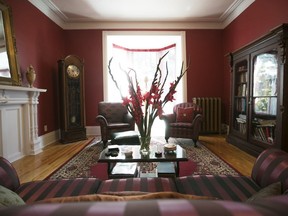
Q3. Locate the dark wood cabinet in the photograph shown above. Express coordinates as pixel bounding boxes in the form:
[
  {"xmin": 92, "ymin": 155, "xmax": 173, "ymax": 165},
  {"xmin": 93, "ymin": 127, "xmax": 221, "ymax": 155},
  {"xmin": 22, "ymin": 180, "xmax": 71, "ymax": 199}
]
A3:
[
  {"xmin": 227, "ymin": 24, "xmax": 288, "ymax": 156},
  {"xmin": 58, "ymin": 55, "xmax": 87, "ymax": 143}
]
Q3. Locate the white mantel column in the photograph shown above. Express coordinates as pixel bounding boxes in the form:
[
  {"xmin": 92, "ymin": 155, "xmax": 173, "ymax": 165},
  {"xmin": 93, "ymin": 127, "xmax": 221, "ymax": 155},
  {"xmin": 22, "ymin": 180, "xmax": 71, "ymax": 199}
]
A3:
[
  {"xmin": 0, "ymin": 85, "xmax": 46, "ymax": 162},
  {"xmin": 27, "ymin": 91, "xmax": 42, "ymax": 155}
]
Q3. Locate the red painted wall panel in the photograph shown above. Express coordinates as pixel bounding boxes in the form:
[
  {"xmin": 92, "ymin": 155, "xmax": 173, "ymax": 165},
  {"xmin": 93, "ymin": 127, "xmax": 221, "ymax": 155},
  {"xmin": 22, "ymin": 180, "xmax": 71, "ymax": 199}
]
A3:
[
  {"xmin": 185, "ymin": 30, "xmax": 223, "ymax": 99},
  {"xmin": 222, "ymin": 0, "xmax": 288, "ymax": 123},
  {"xmin": 63, "ymin": 30, "xmax": 103, "ymax": 126},
  {"xmin": 63, "ymin": 29, "xmax": 223, "ymax": 126},
  {"xmin": 6, "ymin": 0, "xmax": 65, "ymax": 135}
]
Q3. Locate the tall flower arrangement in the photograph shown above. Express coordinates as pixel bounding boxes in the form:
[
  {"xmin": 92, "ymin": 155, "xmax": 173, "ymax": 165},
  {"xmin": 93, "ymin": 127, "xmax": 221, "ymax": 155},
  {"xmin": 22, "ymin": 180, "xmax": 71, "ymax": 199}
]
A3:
[{"xmin": 108, "ymin": 52, "xmax": 187, "ymax": 154}]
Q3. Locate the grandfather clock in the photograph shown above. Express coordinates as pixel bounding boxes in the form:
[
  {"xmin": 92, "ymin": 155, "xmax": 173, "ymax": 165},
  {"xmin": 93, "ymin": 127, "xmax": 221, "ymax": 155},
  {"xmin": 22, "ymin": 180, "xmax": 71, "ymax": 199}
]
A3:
[{"xmin": 58, "ymin": 55, "xmax": 87, "ymax": 143}]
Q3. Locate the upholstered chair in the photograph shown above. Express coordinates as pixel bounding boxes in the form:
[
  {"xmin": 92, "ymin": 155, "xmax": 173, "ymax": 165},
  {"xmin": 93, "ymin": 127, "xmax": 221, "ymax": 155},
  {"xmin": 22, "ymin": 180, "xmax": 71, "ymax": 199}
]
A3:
[
  {"xmin": 160, "ymin": 102, "xmax": 203, "ymax": 146},
  {"xmin": 96, "ymin": 102, "xmax": 135, "ymax": 146}
]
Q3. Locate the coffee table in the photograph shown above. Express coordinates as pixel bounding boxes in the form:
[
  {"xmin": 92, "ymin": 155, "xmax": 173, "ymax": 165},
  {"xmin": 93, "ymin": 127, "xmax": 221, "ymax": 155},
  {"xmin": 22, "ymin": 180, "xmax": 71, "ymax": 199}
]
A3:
[{"xmin": 98, "ymin": 144, "xmax": 188, "ymax": 178}]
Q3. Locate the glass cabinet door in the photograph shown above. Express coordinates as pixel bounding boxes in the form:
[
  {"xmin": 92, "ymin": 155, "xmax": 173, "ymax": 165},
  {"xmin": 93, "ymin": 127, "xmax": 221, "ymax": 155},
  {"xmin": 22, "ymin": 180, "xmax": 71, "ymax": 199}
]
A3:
[
  {"xmin": 251, "ymin": 52, "xmax": 277, "ymax": 144},
  {"xmin": 232, "ymin": 59, "xmax": 248, "ymax": 135}
]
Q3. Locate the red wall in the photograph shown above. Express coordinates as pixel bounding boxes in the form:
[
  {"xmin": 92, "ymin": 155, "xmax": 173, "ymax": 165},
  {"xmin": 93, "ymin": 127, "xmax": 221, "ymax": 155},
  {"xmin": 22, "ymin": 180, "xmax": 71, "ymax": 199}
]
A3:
[
  {"xmin": 63, "ymin": 30, "xmax": 103, "ymax": 126},
  {"xmin": 63, "ymin": 29, "xmax": 224, "ymax": 126},
  {"xmin": 7, "ymin": 0, "xmax": 65, "ymax": 135},
  {"xmin": 222, "ymin": 0, "xmax": 288, "ymax": 123},
  {"xmin": 5, "ymin": 0, "xmax": 288, "ymax": 136},
  {"xmin": 185, "ymin": 30, "xmax": 223, "ymax": 99}
]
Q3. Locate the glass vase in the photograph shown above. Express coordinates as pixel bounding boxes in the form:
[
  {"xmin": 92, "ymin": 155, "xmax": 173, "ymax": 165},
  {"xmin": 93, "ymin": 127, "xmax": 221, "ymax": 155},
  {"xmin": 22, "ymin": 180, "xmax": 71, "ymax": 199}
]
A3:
[{"xmin": 139, "ymin": 135, "xmax": 151, "ymax": 156}]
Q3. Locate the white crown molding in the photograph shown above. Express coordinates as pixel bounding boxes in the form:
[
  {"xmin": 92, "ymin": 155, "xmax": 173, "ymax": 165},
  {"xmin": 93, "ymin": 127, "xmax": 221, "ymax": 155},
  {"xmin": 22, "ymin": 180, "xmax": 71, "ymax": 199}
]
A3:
[
  {"xmin": 28, "ymin": 0, "xmax": 255, "ymax": 30},
  {"xmin": 64, "ymin": 21, "xmax": 224, "ymax": 30},
  {"xmin": 28, "ymin": 0, "xmax": 65, "ymax": 27},
  {"xmin": 221, "ymin": 0, "xmax": 255, "ymax": 28}
]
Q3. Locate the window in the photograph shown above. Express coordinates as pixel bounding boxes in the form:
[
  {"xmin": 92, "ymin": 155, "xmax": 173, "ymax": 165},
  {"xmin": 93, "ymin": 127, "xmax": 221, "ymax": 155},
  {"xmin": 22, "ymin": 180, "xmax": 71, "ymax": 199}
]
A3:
[
  {"xmin": 103, "ymin": 31, "xmax": 187, "ymax": 135},
  {"xmin": 253, "ymin": 53, "xmax": 277, "ymax": 115}
]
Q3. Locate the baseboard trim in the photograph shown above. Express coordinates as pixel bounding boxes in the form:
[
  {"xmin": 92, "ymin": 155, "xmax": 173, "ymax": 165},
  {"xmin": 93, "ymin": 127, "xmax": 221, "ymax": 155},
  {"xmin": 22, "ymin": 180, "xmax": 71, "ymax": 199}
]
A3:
[
  {"xmin": 86, "ymin": 126, "xmax": 101, "ymax": 136},
  {"xmin": 40, "ymin": 130, "xmax": 60, "ymax": 148},
  {"xmin": 39, "ymin": 126, "xmax": 101, "ymax": 147}
]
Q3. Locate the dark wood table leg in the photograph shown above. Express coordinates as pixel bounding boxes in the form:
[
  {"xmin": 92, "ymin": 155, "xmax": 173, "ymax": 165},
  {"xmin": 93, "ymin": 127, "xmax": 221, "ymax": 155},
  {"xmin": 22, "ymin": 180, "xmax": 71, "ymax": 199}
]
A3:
[{"xmin": 175, "ymin": 161, "xmax": 180, "ymax": 177}]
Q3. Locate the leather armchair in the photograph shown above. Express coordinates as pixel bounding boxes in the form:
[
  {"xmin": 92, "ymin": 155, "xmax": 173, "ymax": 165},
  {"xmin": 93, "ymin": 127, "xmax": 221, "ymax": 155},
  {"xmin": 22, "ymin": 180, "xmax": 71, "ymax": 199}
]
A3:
[
  {"xmin": 96, "ymin": 102, "xmax": 135, "ymax": 146},
  {"xmin": 160, "ymin": 102, "xmax": 203, "ymax": 147}
]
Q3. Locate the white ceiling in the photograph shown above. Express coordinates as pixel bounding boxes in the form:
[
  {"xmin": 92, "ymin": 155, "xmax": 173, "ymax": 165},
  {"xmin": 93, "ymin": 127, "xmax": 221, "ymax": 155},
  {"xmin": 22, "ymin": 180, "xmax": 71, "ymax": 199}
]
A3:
[{"xmin": 28, "ymin": 0, "xmax": 255, "ymax": 29}]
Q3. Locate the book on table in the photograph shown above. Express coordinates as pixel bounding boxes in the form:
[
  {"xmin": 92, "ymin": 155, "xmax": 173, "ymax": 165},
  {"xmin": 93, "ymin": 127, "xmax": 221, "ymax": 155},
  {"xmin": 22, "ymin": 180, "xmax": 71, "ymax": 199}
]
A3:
[{"xmin": 111, "ymin": 162, "xmax": 138, "ymax": 175}]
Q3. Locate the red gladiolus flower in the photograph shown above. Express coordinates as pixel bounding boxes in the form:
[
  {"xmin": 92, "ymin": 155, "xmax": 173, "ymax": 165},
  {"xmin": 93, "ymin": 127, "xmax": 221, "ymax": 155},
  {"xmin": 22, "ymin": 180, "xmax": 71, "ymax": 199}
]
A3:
[
  {"xmin": 108, "ymin": 52, "xmax": 187, "ymax": 138},
  {"xmin": 122, "ymin": 97, "xmax": 131, "ymax": 106}
]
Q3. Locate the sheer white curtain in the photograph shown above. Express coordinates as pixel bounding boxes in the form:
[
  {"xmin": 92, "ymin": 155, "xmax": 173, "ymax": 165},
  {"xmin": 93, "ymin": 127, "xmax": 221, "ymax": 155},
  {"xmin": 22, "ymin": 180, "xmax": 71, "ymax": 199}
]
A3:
[
  {"xmin": 109, "ymin": 43, "xmax": 177, "ymax": 103},
  {"xmin": 104, "ymin": 32, "xmax": 186, "ymax": 136}
]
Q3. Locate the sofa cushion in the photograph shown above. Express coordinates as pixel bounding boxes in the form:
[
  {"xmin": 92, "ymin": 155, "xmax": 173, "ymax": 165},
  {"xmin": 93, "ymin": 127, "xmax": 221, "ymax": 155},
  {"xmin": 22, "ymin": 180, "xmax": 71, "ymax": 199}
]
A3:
[
  {"xmin": 0, "ymin": 185, "xmax": 25, "ymax": 207},
  {"xmin": 175, "ymin": 175, "xmax": 261, "ymax": 201},
  {"xmin": 16, "ymin": 178, "xmax": 102, "ymax": 204},
  {"xmin": 96, "ymin": 177, "xmax": 177, "ymax": 193},
  {"xmin": 246, "ymin": 182, "xmax": 282, "ymax": 202}
]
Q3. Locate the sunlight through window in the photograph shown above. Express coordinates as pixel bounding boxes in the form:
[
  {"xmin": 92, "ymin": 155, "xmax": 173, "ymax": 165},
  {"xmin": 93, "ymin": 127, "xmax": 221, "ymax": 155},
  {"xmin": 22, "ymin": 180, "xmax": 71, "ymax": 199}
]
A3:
[{"xmin": 103, "ymin": 31, "xmax": 187, "ymax": 136}]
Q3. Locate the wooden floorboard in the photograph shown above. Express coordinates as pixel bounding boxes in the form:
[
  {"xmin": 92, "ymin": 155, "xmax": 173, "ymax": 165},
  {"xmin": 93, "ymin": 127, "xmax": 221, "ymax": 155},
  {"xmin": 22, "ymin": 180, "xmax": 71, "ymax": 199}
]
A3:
[
  {"xmin": 11, "ymin": 135, "xmax": 256, "ymax": 184},
  {"xmin": 200, "ymin": 135, "xmax": 256, "ymax": 176}
]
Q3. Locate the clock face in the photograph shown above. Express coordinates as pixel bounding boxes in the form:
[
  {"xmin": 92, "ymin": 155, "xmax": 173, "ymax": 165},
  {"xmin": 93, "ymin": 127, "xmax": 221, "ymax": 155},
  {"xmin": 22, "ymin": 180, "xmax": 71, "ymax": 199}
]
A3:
[{"xmin": 67, "ymin": 65, "xmax": 80, "ymax": 78}]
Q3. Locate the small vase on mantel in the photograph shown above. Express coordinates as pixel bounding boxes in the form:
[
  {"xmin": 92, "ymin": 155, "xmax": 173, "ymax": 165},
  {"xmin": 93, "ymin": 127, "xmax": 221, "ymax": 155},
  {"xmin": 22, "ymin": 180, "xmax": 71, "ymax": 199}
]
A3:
[{"xmin": 26, "ymin": 65, "xmax": 36, "ymax": 88}]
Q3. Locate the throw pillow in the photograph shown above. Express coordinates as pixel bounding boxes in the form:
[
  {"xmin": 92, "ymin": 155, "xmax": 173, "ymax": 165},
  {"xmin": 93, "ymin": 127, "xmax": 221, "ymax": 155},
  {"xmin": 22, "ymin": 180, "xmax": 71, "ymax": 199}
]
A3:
[
  {"xmin": 246, "ymin": 182, "xmax": 282, "ymax": 202},
  {"xmin": 101, "ymin": 191, "xmax": 148, "ymax": 196},
  {"xmin": 176, "ymin": 107, "xmax": 194, "ymax": 123},
  {"xmin": 38, "ymin": 192, "xmax": 218, "ymax": 203},
  {"xmin": 0, "ymin": 185, "xmax": 25, "ymax": 207}
]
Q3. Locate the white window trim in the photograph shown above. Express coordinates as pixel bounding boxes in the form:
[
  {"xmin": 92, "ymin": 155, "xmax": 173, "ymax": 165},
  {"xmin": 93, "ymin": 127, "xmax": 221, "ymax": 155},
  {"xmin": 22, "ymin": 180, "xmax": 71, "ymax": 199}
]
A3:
[{"xmin": 102, "ymin": 31, "xmax": 187, "ymax": 103}]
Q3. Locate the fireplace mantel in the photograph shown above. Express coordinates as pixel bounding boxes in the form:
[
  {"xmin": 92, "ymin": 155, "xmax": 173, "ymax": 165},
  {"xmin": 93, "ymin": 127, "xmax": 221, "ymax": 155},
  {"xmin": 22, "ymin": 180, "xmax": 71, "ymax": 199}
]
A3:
[{"xmin": 0, "ymin": 85, "xmax": 47, "ymax": 162}]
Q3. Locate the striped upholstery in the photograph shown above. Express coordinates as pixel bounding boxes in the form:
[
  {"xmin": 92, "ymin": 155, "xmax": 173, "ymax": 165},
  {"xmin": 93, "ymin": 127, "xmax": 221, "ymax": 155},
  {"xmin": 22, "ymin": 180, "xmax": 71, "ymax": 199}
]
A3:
[
  {"xmin": 161, "ymin": 102, "xmax": 203, "ymax": 145},
  {"xmin": 0, "ymin": 156, "xmax": 20, "ymax": 191},
  {"xmin": 96, "ymin": 178, "xmax": 177, "ymax": 193},
  {"xmin": 16, "ymin": 178, "xmax": 102, "ymax": 204},
  {"xmin": 175, "ymin": 175, "xmax": 261, "ymax": 201},
  {"xmin": 0, "ymin": 157, "xmax": 102, "ymax": 204},
  {"xmin": 251, "ymin": 148, "xmax": 288, "ymax": 191},
  {"xmin": 1, "ymin": 196, "xmax": 287, "ymax": 216}
]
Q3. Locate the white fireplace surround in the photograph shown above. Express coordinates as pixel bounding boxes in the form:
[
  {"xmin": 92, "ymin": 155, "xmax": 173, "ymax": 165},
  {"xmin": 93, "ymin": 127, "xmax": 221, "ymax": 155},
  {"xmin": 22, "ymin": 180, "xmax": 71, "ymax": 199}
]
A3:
[{"xmin": 0, "ymin": 85, "xmax": 46, "ymax": 162}]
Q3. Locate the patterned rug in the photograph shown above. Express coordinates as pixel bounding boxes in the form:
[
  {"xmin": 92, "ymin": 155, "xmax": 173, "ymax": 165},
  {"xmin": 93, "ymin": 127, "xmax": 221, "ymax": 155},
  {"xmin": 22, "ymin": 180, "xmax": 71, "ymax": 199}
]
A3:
[{"xmin": 48, "ymin": 136, "xmax": 240, "ymax": 180}]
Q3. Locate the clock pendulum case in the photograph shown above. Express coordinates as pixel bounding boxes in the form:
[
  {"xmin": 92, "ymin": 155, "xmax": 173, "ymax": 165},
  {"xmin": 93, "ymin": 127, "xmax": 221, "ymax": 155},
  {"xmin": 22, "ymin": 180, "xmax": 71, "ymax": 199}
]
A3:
[{"xmin": 58, "ymin": 55, "xmax": 87, "ymax": 143}]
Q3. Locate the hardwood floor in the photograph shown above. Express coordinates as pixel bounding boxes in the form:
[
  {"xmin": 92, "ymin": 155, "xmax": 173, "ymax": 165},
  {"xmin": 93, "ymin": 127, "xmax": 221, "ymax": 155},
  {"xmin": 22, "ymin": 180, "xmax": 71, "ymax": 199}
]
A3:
[
  {"xmin": 12, "ymin": 137, "xmax": 95, "ymax": 184},
  {"xmin": 199, "ymin": 135, "xmax": 256, "ymax": 176},
  {"xmin": 11, "ymin": 135, "xmax": 256, "ymax": 184}
]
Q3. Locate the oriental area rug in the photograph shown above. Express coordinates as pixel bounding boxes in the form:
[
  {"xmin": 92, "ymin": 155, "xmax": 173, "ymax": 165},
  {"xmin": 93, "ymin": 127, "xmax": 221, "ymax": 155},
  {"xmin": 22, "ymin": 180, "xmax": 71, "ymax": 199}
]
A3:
[{"xmin": 48, "ymin": 136, "xmax": 240, "ymax": 180}]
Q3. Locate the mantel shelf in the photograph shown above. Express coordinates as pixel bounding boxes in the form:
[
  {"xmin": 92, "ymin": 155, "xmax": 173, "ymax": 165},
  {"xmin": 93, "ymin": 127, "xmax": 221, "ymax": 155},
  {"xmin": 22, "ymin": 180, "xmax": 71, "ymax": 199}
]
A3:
[{"xmin": 0, "ymin": 85, "xmax": 47, "ymax": 93}]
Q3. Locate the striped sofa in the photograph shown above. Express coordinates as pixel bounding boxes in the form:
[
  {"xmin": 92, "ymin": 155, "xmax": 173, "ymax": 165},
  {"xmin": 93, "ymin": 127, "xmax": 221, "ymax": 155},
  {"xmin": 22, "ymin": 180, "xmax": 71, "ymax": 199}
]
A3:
[{"xmin": 1, "ymin": 148, "xmax": 288, "ymax": 216}]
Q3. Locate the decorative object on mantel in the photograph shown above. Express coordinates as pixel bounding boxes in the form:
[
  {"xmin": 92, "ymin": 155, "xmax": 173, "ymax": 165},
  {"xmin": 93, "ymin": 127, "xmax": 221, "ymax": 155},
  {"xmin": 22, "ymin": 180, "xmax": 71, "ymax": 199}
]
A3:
[
  {"xmin": 26, "ymin": 65, "xmax": 36, "ymax": 88},
  {"xmin": 108, "ymin": 52, "xmax": 187, "ymax": 155}
]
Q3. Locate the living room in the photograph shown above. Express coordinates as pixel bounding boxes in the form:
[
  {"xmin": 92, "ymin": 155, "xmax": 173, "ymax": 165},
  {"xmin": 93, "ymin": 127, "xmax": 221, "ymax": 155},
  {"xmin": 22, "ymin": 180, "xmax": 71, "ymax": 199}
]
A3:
[{"xmin": 1, "ymin": 0, "xmax": 288, "ymax": 214}]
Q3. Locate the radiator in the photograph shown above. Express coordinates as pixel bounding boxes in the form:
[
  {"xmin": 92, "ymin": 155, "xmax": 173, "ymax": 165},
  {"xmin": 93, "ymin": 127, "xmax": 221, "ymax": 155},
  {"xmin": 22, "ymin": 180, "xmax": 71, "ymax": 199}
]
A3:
[{"xmin": 192, "ymin": 97, "xmax": 222, "ymax": 134}]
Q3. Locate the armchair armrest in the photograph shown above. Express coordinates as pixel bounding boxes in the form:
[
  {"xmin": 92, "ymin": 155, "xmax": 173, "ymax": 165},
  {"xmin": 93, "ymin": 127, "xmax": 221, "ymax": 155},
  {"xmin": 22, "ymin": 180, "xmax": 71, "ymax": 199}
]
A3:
[
  {"xmin": 191, "ymin": 114, "xmax": 203, "ymax": 134},
  {"xmin": 123, "ymin": 113, "xmax": 135, "ymax": 130},
  {"xmin": 96, "ymin": 115, "xmax": 108, "ymax": 127}
]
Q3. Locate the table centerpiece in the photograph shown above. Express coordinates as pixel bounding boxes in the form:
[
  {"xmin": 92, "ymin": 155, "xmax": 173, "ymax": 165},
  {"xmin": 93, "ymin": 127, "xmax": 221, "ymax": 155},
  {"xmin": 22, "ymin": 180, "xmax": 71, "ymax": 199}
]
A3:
[{"xmin": 108, "ymin": 52, "xmax": 187, "ymax": 155}]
